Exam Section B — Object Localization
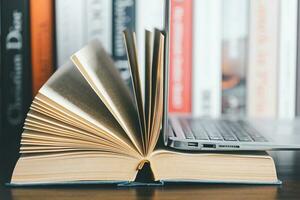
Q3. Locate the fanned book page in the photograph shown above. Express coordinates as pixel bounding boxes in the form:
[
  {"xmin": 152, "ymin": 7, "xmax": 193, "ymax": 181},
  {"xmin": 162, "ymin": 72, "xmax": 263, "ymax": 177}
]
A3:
[{"xmin": 10, "ymin": 30, "xmax": 279, "ymax": 185}]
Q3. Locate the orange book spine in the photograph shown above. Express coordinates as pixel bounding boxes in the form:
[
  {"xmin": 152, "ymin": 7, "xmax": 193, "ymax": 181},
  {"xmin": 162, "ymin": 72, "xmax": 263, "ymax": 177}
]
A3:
[{"xmin": 30, "ymin": 0, "xmax": 54, "ymax": 96}]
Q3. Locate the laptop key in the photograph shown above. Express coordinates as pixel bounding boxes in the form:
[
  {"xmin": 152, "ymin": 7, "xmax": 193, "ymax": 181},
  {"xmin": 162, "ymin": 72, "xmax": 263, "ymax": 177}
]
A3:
[
  {"xmin": 209, "ymin": 135, "xmax": 223, "ymax": 141},
  {"xmin": 223, "ymin": 136, "xmax": 237, "ymax": 141},
  {"xmin": 192, "ymin": 130, "xmax": 209, "ymax": 140},
  {"xmin": 237, "ymin": 136, "xmax": 252, "ymax": 142},
  {"xmin": 251, "ymin": 137, "xmax": 265, "ymax": 142},
  {"xmin": 227, "ymin": 123, "xmax": 253, "ymax": 142},
  {"xmin": 185, "ymin": 135, "xmax": 194, "ymax": 140},
  {"xmin": 249, "ymin": 134, "xmax": 266, "ymax": 142},
  {"xmin": 183, "ymin": 129, "xmax": 195, "ymax": 140},
  {"xmin": 246, "ymin": 131, "xmax": 266, "ymax": 142},
  {"xmin": 201, "ymin": 123, "xmax": 223, "ymax": 141},
  {"xmin": 215, "ymin": 123, "xmax": 238, "ymax": 141},
  {"xmin": 237, "ymin": 121, "xmax": 267, "ymax": 142},
  {"xmin": 179, "ymin": 119, "xmax": 195, "ymax": 140},
  {"xmin": 189, "ymin": 120, "xmax": 209, "ymax": 140}
]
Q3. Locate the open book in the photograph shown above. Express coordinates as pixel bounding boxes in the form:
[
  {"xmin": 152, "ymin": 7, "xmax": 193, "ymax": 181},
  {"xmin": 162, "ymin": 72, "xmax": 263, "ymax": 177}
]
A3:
[{"xmin": 10, "ymin": 30, "xmax": 280, "ymax": 185}]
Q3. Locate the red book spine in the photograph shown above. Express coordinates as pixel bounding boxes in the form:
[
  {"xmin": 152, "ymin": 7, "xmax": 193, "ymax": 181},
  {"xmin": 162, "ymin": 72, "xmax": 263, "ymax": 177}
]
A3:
[{"xmin": 169, "ymin": 0, "xmax": 193, "ymax": 114}]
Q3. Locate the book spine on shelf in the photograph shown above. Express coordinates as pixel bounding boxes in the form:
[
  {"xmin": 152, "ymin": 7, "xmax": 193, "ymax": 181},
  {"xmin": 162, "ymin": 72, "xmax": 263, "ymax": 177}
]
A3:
[
  {"xmin": 30, "ymin": 0, "xmax": 54, "ymax": 96},
  {"xmin": 169, "ymin": 0, "xmax": 193, "ymax": 114},
  {"xmin": 1, "ymin": 0, "xmax": 32, "ymax": 181},
  {"xmin": 278, "ymin": 0, "xmax": 298, "ymax": 119},
  {"xmin": 192, "ymin": 0, "xmax": 222, "ymax": 117},
  {"xmin": 221, "ymin": 0, "xmax": 248, "ymax": 117},
  {"xmin": 247, "ymin": 0, "xmax": 279, "ymax": 118},
  {"xmin": 86, "ymin": 0, "xmax": 112, "ymax": 54},
  {"xmin": 297, "ymin": 0, "xmax": 300, "ymax": 116},
  {"xmin": 0, "ymin": 0, "xmax": 2, "ymax": 146},
  {"xmin": 112, "ymin": 0, "xmax": 136, "ymax": 85},
  {"xmin": 55, "ymin": 0, "xmax": 112, "ymax": 68},
  {"xmin": 136, "ymin": 0, "xmax": 164, "ymax": 95},
  {"xmin": 55, "ymin": 0, "xmax": 85, "ymax": 67}
]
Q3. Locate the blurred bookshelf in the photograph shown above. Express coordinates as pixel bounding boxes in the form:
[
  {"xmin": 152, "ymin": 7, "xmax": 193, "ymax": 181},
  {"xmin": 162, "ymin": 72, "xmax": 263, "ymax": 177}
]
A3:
[{"xmin": 0, "ymin": 0, "xmax": 300, "ymax": 181}]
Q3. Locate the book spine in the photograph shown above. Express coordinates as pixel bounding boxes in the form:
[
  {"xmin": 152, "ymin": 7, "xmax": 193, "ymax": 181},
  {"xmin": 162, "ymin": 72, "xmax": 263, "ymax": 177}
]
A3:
[
  {"xmin": 192, "ymin": 0, "xmax": 222, "ymax": 117},
  {"xmin": 112, "ymin": 0, "xmax": 136, "ymax": 84},
  {"xmin": 247, "ymin": 0, "xmax": 279, "ymax": 118},
  {"xmin": 55, "ymin": 0, "xmax": 85, "ymax": 67},
  {"xmin": 0, "ymin": 0, "xmax": 2, "ymax": 145},
  {"xmin": 30, "ymin": 0, "xmax": 54, "ymax": 96},
  {"xmin": 221, "ymin": 0, "xmax": 248, "ymax": 117},
  {"xmin": 86, "ymin": 0, "xmax": 112, "ymax": 54},
  {"xmin": 1, "ymin": 0, "xmax": 31, "ymax": 181},
  {"xmin": 297, "ymin": 0, "xmax": 300, "ymax": 116},
  {"xmin": 136, "ymin": 0, "xmax": 164, "ymax": 94},
  {"xmin": 169, "ymin": 0, "xmax": 193, "ymax": 114},
  {"xmin": 55, "ymin": 0, "xmax": 113, "ymax": 68},
  {"xmin": 278, "ymin": 0, "xmax": 298, "ymax": 119}
]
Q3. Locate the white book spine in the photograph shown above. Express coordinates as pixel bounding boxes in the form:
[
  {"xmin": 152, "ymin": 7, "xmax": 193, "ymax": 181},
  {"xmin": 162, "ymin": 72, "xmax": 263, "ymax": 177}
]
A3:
[
  {"xmin": 86, "ymin": 0, "xmax": 112, "ymax": 54},
  {"xmin": 278, "ymin": 0, "xmax": 298, "ymax": 119},
  {"xmin": 247, "ymin": 0, "xmax": 279, "ymax": 118},
  {"xmin": 192, "ymin": 0, "xmax": 222, "ymax": 117},
  {"xmin": 136, "ymin": 0, "xmax": 164, "ymax": 95},
  {"xmin": 56, "ymin": 0, "xmax": 112, "ymax": 67},
  {"xmin": 55, "ymin": 0, "xmax": 85, "ymax": 67}
]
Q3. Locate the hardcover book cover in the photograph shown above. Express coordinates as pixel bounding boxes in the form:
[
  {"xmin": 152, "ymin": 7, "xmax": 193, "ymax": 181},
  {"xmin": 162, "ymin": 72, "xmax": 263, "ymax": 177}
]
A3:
[{"xmin": 1, "ymin": 0, "xmax": 32, "ymax": 182}]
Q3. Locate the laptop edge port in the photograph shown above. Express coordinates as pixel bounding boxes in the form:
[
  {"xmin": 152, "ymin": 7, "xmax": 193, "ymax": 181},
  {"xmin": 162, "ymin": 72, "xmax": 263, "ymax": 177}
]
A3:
[
  {"xmin": 203, "ymin": 144, "xmax": 216, "ymax": 148},
  {"xmin": 188, "ymin": 142, "xmax": 198, "ymax": 147}
]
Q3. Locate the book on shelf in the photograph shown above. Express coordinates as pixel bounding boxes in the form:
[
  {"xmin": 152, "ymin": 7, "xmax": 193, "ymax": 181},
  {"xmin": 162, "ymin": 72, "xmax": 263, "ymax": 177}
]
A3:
[
  {"xmin": 112, "ymin": 0, "xmax": 136, "ymax": 86},
  {"xmin": 136, "ymin": 0, "xmax": 165, "ymax": 95},
  {"xmin": 30, "ymin": 0, "xmax": 55, "ymax": 96},
  {"xmin": 192, "ymin": 0, "xmax": 222, "ymax": 117},
  {"xmin": 86, "ymin": 0, "xmax": 112, "ymax": 53},
  {"xmin": 1, "ymin": 0, "xmax": 32, "ymax": 182},
  {"xmin": 278, "ymin": 0, "xmax": 298, "ymax": 119},
  {"xmin": 55, "ymin": 0, "xmax": 112, "ymax": 68},
  {"xmin": 10, "ymin": 29, "xmax": 279, "ymax": 185},
  {"xmin": 221, "ymin": 0, "xmax": 248, "ymax": 117},
  {"xmin": 297, "ymin": 0, "xmax": 300, "ymax": 117},
  {"xmin": 0, "ymin": 0, "xmax": 2, "ymax": 143},
  {"xmin": 55, "ymin": 0, "xmax": 85, "ymax": 67},
  {"xmin": 247, "ymin": 0, "xmax": 279, "ymax": 118},
  {"xmin": 168, "ymin": 0, "xmax": 192, "ymax": 114}
]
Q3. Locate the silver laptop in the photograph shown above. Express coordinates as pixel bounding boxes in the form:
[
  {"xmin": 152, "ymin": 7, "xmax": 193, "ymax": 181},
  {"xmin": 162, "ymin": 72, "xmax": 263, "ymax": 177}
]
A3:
[{"xmin": 162, "ymin": 0, "xmax": 300, "ymax": 151}]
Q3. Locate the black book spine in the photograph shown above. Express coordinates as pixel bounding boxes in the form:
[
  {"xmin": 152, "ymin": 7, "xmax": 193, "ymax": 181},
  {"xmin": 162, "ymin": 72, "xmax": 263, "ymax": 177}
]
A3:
[
  {"xmin": 112, "ymin": 0, "xmax": 136, "ymax": 85},
  {"xmin": 1, "ymin": 0, "xmax": 32, "ymax": 182},
  {"xmin": 0, "ymin": 0, "xmax": 2, "ymax": 184},
  {"xmin": 0, "ymin": 0, "xmax": 2, "ymax": 141}
]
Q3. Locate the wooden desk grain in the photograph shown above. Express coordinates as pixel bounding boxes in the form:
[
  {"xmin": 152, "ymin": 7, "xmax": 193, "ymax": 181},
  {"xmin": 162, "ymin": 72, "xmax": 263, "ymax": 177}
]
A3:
[{"xmin": 1, "ymin": 151, "xmax": 300, "ymax": 200}]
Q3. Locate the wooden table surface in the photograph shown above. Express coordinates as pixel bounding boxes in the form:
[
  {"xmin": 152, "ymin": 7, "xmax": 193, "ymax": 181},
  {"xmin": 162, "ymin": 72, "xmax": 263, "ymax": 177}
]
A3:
[{"xmin": 0, "ymin": 151, "xmax": 300, "ymax": 200}]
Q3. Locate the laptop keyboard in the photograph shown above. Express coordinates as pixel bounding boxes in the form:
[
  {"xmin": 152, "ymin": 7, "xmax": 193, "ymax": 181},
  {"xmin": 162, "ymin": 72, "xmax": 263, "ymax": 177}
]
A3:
[{"xmin": 178, "ymin": 119, "xmax": 267, "ymax": 142}]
